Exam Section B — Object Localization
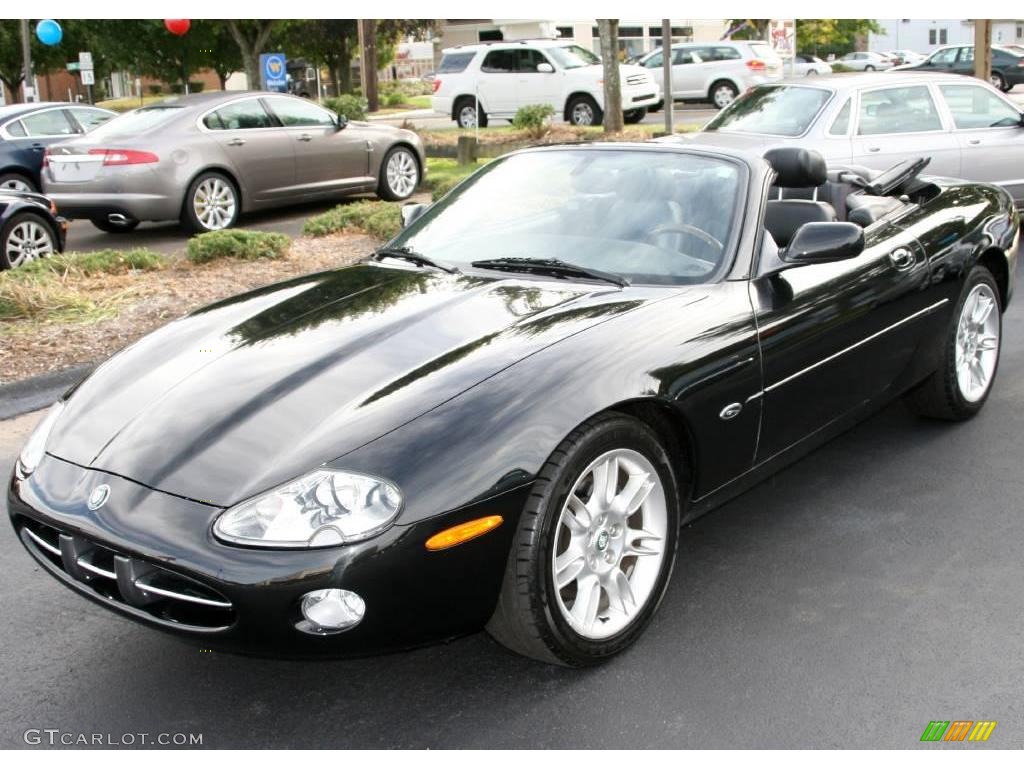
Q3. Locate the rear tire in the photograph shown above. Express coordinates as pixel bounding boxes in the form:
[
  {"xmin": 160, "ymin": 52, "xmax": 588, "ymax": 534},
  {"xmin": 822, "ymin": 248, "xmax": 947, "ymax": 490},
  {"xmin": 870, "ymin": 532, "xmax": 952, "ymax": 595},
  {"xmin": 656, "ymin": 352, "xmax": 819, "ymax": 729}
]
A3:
[
  {"xmin": 90, "ymin": 217, "xmax": 139, "ymax": 233},
  {"xmin": 904, "ymin": 266, "xmax": 1002, "ymax": 421},
  {"xmin": 709, "ymin": 80, "xmax": 739, "ymax": 109},
  {"xmin": 486, "ymin": 413, "xmax": 681, "ymax": 666},
  {"xmin": 864, "ymin": 65, "xmax": 876, "ymax": 72},
  {"xmin": 181, "ymin": 171, "xmax": 239, "ymax": 234},
  {"xmin": 0, "ymin": 172, "xmax": 36, "ymax": 193},
  {"xmin": 990, "ymin": 72, "xmax": 1008, "ymax": 92},
  {"xmin": 455, "ymin": 97, "xmax": 488, "ymax": 129}
]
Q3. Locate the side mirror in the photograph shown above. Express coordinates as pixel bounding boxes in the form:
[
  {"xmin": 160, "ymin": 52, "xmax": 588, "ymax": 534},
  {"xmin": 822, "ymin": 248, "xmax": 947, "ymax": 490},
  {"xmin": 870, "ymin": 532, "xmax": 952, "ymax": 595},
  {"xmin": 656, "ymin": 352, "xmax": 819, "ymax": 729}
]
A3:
[
  {"xmin": 536, "ymin": 62, "xmax": 555, "ymax": 74},
  {"xmin": 401, "ymin": 202, "xmax": 429, "ymax": 228},
  {"xmin": 783, "ymin": 222, "xmax": 864, "ymax": 266},
  {"xmin": 336, "ymin": 113, "xmax": 349, "ymax": 130}
]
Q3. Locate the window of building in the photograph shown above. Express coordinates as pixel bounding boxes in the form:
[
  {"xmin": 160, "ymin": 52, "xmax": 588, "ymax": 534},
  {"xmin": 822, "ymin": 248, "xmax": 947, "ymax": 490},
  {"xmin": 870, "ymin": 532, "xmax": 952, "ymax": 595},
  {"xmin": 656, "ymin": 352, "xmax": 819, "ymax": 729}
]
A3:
[
  {"xmin": 555, "ymin": 26, "xmax": 574, "ymax": 39},
  {"xmin": 929, "ymin": 28, "xmax": 948, "ymax": 45},
  {"xmin": 478, "ymin": 29, "xmax": 503, "ymax": 42}
]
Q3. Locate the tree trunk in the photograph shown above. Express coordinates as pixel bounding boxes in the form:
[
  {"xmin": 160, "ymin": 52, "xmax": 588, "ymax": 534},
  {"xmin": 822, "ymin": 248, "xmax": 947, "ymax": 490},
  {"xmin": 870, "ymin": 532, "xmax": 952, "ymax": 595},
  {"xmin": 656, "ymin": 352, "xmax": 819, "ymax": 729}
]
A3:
[
  {"xmin": 598, "ymin": 19, "xmax": 623, "ymax": 133},
  {"xmin": 227, "ymin": 20, "xmax": 276, "ymax": 90},
  {"xmin": 359, "ymin": 19, "xmax": 379, "ymax": 111},
  {"xmin": 2, "ymin": 77, "xmax": 24, "ymax": 103}
]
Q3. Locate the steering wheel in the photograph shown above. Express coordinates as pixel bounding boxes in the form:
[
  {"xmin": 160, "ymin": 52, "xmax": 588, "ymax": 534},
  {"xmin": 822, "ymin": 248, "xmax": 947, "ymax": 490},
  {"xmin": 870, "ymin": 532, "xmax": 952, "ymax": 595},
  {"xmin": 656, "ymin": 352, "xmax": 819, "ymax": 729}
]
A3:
[{"xmin": 646, "ymin": 223, "xmax": 724, "ymax": 253}]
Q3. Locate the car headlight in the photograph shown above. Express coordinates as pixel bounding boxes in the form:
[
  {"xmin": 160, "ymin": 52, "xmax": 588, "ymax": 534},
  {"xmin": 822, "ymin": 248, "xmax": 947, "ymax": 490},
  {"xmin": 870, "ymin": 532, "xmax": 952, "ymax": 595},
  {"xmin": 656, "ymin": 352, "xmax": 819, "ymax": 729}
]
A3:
[
  {"xmin": 18, "ymin": 401, "xmax": 64, "ymax": 475},
  {"xmin": 213, "ymin": 469, "xmax": 403, "ymax": 548}
]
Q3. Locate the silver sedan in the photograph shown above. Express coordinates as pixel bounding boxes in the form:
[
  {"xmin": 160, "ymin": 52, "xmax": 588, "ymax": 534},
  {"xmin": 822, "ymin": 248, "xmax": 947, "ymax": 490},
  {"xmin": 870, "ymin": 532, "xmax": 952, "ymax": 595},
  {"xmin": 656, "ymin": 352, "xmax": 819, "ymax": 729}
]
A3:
[
  {"xmin": 675, "ymin": 72, "xmax": 1024, "ymax": 205},
  {"xmin": 42, "ymin": 92, "xmax": 426, "ymax": 233}
]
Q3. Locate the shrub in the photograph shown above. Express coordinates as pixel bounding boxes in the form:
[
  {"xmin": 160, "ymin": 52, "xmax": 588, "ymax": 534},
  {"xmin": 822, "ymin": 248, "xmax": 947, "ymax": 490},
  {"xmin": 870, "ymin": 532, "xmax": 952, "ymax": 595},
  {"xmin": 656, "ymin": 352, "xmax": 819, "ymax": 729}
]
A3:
[
  {"xmin": 385, "ymin": 91, "xmax": 406, "ymax": 107},
  {"xmin": 324, "ymin": 94, "xmax": 368, "ymax": 121},
  {"xmin": 147, "ymin": 84, "xmax": 163, "ymax": 95},
  {"xmin": 0, "ymin": 274, "xmax": 101, "ymax": 321},
  {"xmin": 512, "ymin": 104, "xmax": 556, "ymax": 140},
  {"xmin": 15, "ymin": 248, "xmax": 165, "ymax": 278},
  {"xmin": 169, "ymin": 83, "xmax": 184, "ymax": 94},
  {"xmin": 303, "ymin": 200, "xmax": 401, "ymax": 240},
  {"xmin": 185, "ymin": 230, "xmax": 291, "ymax": 264},
  {"xmin": 830, "ymin": 62, "xmax": 853, "ymax": 73},
  {"xmin": 189, "ymin": 81, "xmax": 205, "ymax": 93}
]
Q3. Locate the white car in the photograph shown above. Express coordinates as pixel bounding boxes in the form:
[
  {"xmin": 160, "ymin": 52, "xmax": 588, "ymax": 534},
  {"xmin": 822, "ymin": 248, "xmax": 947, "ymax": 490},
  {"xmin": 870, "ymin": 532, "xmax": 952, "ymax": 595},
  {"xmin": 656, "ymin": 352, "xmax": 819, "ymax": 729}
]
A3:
[
  {"xmin": 430, "ymin": 40, "xmax": 660, "ymax": 128},
  {"xmin": 885, "ymin": 49, "xmax": 925, "ymax": 66},
  {"xmin": 838, "ymin": 51, "xmax": 895, "ymax": 71},
  {"xmin": 792, "ymin": 54, "xmax": 833, "ymax": 76},
  {"xmin": 636, "ymin": 41, "xmax": 783, "ymax": 109}
]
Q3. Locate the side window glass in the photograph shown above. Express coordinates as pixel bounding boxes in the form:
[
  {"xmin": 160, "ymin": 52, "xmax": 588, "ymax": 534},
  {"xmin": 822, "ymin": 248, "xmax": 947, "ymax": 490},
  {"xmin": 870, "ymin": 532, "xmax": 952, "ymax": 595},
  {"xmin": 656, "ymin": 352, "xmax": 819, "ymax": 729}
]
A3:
[
  {"xmin": 940, "ymin": 84, "xmax": 1022, "ymax": 129},
  {"xmin": 644, "ymin": 51, "xmax": 663, "ymax": 68},
  {"xmin": 481, "ymin": 50, "xmax": 516, "ymax": 73},
  {"xmin": 5, "ymin": 120, "xmax": 26, "ymax": 137},
  {"xmin": 857, "ymin": 86, "xmax": 942, "ymax": 135},
  {"xmin": 517, "ymin": 49, "xmax": 548, "ymax": 73},
  {"xmin": 20, "ymin": 110, "xmax": 76, "ymax": 137},
  {"xmin": 829, "ymin": 99, "xmax": 851, "ymax": 135},
  {"xmin": 205, "ymin": 100, "xmax": 274, "ymax": 130},
  {"xmin": 265, "ymin": 96, "xmax": 335, "ymax": 127}
]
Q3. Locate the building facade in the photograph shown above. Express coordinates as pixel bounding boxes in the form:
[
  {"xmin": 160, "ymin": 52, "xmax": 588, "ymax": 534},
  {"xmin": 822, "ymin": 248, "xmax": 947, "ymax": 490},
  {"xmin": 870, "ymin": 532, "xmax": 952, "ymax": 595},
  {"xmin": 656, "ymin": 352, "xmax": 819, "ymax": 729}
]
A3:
[{"xmin": 870, "ymin": 19, "xmax": 1024, "ymax": 54}]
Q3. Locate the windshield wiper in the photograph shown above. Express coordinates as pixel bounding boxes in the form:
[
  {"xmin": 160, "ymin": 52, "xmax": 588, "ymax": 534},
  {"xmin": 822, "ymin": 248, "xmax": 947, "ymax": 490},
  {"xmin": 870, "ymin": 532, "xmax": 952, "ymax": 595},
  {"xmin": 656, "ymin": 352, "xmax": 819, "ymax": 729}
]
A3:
[
  {"xmin": 470, "ymin": 257, "xmax": 628, "ymax": 288},
  {"xmin": 372, "ymin": 246, "xmax": 459, "ymax": 274}
]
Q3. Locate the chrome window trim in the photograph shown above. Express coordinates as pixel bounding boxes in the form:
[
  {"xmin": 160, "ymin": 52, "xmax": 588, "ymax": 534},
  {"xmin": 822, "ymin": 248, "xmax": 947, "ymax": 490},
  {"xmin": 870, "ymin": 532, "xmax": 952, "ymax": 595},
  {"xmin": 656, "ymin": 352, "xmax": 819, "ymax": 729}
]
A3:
[{"xmin": 0, "ymin": 105, "xmax": 79, "ymax": 140}]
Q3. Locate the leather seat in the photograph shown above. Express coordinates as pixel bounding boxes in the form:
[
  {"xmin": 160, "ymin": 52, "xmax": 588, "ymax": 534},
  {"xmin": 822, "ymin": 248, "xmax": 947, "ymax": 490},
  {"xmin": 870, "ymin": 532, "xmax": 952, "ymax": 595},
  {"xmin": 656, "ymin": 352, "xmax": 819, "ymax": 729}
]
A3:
[
  {"xmin": 846, "ymin": 194, "xmax": 903, "ymax": 227},
  {"xmin": 763, "ymin": 148, "xmax": 837, "ymax": 247}
]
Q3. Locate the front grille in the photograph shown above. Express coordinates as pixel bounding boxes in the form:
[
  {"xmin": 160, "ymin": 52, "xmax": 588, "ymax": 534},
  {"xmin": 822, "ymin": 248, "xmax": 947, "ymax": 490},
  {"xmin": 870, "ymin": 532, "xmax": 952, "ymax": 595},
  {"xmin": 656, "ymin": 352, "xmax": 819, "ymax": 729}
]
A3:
[
  {"xmin": 19, "ymin": 517, "xmax": 235, "ymax": 631},
  {"xmin": 625, "ymin": 74, "xmax": 649, "ymax": 87}
]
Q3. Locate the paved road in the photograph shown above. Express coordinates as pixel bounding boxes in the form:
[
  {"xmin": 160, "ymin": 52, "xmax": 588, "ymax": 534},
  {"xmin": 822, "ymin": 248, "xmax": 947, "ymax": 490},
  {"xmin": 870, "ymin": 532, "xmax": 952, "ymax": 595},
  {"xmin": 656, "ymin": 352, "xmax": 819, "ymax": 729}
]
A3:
[{"xmin": 2, "ymin": 258, "xmax": 1024, "ymax": 748}]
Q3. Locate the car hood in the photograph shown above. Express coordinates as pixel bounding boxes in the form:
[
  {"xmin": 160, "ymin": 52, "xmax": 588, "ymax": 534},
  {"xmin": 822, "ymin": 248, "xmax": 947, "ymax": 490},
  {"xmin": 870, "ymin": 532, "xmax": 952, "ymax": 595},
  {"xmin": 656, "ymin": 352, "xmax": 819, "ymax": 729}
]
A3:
[{"xmin": 46, "ymin": 263, "xmax": 649, "ymax": 507}]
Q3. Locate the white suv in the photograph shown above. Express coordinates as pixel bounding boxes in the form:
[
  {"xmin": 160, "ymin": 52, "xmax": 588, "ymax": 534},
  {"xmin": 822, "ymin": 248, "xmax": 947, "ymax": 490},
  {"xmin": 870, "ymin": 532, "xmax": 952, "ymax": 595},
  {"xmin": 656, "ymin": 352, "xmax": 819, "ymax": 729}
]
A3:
[
  {"xmin": 431, "ymin": 39, "xmax": 661, "ymax": 128},
  {"xmin": 636, "ymin": 41, "xmax": 783, "ymax": 109}
]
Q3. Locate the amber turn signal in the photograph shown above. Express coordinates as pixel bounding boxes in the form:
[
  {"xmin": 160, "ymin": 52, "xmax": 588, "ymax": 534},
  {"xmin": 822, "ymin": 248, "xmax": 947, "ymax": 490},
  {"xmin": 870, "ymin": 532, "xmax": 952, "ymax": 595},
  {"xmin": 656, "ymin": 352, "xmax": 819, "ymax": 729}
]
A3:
[{"xmin": 425, "ymin": 515, "xmax": 503, "ymax": 551}]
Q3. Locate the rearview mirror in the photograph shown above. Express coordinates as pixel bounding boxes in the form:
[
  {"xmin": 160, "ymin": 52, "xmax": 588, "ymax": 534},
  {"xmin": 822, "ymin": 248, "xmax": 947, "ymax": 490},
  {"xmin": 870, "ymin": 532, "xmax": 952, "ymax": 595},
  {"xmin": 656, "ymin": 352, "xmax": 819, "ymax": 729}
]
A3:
[
  {"xmin": 401, "ymin": 202, "xmax": 429, "ymax": 228},
  {"xmin": 783, "ymin": 222, "xmax": 864, "ymax": 265},
  {"xmin": 336, "ymin": 112, "xmax": 349, "ymax": 130},
  {"xmin": 536, "ymin": 62, "xmax": 555, "ymax": 74}
]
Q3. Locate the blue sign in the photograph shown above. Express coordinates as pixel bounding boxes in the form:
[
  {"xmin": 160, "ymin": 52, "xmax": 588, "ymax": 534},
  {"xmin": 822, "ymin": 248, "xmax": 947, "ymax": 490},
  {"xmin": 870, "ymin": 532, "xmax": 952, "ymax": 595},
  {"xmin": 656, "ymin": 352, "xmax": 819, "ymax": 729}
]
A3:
[{"xmin": 260, "ymin": 53, "xmax": 287, "ymax": 92}]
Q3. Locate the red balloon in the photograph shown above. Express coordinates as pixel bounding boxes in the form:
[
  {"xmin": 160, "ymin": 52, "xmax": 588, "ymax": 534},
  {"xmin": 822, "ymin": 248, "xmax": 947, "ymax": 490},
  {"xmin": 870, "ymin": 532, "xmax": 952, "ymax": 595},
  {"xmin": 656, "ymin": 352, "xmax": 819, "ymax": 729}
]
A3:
[{"xmin": 164, "ymin": 19, "xmax": 191, "ymax": 36}]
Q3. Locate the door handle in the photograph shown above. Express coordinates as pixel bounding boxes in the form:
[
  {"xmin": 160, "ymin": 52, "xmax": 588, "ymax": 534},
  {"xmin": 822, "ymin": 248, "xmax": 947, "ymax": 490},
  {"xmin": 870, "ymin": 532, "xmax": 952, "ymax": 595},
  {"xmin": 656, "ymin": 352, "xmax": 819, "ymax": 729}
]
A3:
[
  {"xmin": 298, "ymin": 133, "xmax": 313, "ymax": 142},
  {"xmin": 227, "ymin": 138, "xmax": 246, "ymax": 146},
  {"xmin": 867, "ymin": 146, "xmax": 881, "ymax": 153},
  {"xmin": 967, "ymin": 138, "xmax": 981, "ymax": 145},
  {"xmin": 889, "ymin": 247, "xmax": 915, "ymax": 271}
]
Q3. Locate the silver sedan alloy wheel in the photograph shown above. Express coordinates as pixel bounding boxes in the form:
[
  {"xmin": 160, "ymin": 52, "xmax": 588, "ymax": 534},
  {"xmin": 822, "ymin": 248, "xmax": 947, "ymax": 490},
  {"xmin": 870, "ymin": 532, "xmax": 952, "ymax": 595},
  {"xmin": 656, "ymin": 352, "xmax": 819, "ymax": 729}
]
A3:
[
  {"xmin": 955, "ymin": 283, "xmax": 1000, "ymax": 402},
  {"xmin": 193, "ymin": 177, "xmax": 236, "ymax": 231},
  {"xmin": 571, "ymin": 101, "xmax": 596, "ymax": 126},
  {"xmin": 386, "ymin": 149, "xmax": 419, "ymax": 198},
  {"xmin": 5, "ymin": 219, "xmax": 54, "ymax": 268},
  {"xmin": 1, "ymin": 177, "xmax": 32, "ymax": 193},
  {"xmin": 552, "ymin": 448, "xmax": 668, "ymax": 640}
]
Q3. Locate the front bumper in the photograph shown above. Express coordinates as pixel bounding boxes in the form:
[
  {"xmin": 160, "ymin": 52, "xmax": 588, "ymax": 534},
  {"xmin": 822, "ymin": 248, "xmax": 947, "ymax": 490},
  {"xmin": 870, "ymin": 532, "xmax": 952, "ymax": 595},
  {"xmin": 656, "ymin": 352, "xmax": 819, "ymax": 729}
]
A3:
[{"xmin": 9, "ymin": 454, "xmax": 528, "ymax": 657}]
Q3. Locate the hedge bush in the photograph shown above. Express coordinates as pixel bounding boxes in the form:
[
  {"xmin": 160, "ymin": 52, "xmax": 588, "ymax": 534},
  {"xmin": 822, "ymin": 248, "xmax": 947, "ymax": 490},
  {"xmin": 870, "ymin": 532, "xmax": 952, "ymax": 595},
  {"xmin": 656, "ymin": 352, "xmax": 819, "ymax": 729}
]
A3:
[
  {"xmin": 512, "ymin": 104, "xmax": 556, "ymax": 139},
  {"xmin": 185, "ymin": 230, "xmax": 291, "ymax": 264},
  {"xmin": 303, "ymin": 200, "xmax": 401, "ymax": 240},
  {"xmin": 324, "ymin": 94, "xmax": 368, "ymax": 121}
]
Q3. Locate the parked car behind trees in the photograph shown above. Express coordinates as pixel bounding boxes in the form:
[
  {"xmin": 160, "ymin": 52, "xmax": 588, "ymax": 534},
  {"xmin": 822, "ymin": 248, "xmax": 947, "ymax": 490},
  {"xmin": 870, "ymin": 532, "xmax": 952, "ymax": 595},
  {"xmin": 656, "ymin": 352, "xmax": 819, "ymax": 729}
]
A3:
[{"xmin": 42, "ymin": 92, "xmax": 425, "ymax": 234}]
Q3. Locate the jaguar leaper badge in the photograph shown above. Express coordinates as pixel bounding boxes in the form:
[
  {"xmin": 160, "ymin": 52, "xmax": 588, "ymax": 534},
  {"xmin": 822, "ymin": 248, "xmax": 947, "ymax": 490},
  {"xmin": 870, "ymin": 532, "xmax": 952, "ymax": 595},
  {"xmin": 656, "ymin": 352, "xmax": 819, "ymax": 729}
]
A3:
[{"xmin": 87, "ymin": 484, "xmax": 111, "ymax": 511}]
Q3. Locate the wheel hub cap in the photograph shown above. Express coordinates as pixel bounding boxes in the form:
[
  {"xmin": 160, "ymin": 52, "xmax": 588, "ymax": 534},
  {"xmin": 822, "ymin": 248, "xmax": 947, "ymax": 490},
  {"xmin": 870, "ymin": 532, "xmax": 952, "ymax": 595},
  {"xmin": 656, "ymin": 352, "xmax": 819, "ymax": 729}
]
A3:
[
  {"xmin": 194, "ymin": 178, "xmax": 236, "ymax": 231},
  {"xmin": 955, "ymin": 283, "xmax": 999, "ymax": 402},
  {"xmin": 386, "ymin": 150, "xmax": 418, "ymax": 197},
  {"xmin": 552, "ymin": 448, "xmax": 668, "ymax": 640},
  {"xmin": 5, "ymin": 220, "xmax": 54, "ymax": 267}
]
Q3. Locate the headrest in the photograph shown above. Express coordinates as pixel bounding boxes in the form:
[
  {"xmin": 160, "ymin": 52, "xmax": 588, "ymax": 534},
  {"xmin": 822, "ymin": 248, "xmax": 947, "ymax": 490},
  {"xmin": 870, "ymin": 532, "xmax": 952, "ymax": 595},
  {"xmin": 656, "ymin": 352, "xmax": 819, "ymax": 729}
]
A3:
[{"xmin": 764, "ymin": 147, "xmax": 827, "ymax": 188}]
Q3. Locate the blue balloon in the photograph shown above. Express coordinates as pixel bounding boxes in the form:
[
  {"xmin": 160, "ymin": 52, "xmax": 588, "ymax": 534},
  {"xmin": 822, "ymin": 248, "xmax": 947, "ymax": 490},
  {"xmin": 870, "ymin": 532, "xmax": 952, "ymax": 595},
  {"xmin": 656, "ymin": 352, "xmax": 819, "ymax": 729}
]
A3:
[{"xmin": 36, "ymin": 19, "xmax": 62, "ymax": 47}]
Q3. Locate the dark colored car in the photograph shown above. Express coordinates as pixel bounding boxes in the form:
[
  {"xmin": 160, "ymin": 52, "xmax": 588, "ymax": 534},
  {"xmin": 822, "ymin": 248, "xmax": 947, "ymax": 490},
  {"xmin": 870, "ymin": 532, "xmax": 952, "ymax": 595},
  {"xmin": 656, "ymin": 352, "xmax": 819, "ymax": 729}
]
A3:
[
  {"xmin": 0, "ymin": 102, "xmax": 114, "ymax": 193},
  {"xmin": 893, "ymin": 44, "xmax": 1024, "ymax": 92},
  {"xmin": 9, "ymin": 144, "xmax": 1018, "ymax": 666},
  {"xmin": 0, "ymin": 189, "xmax": 66, "ymax": 270}
]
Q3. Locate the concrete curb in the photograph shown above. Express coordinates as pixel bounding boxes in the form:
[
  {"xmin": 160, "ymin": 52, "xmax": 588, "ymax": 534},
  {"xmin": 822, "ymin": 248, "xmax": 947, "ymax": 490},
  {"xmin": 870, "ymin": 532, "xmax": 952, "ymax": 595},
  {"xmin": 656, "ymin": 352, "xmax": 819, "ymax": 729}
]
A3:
[{"xmin": 0, "ymin": 364, "xmax": 94, "ymax": 421}]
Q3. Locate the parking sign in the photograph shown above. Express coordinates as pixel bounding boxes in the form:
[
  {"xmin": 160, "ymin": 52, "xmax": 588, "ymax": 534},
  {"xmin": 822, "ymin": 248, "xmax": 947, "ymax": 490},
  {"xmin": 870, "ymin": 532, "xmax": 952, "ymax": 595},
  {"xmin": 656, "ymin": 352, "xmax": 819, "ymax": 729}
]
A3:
[{"xmin": 260, "ymin": 52, "xmax": 288, "ymax": 92}]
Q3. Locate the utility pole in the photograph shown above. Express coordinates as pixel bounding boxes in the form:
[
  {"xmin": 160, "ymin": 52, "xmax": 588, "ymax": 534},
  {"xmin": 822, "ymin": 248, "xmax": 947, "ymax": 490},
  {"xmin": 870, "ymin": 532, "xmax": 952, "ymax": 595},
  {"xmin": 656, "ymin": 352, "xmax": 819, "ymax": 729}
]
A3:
[
  {"xmin": 974, "ymin": 19, "xmax": 992, "ymax": 85},
  {"xmin": 358, "ymin": 19, "xmax": 379, "ymax": 113},
  {"xmin": 20, "ymin": 19, "xmax": 33, "ymax": 102},
  {"xmin": 661, "ymin": 19, "xmax": 673, "ymax": 135}
]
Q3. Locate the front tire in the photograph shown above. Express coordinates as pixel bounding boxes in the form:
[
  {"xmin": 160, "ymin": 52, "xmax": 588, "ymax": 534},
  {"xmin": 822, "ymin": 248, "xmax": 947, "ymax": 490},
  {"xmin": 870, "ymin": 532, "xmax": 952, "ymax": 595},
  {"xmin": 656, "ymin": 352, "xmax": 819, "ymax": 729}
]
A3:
[
  {"xmin": 623, "ymin": 107, "xmax": 647, "ymax": 124},
  {"xmin": 182, "ymin": 171, "xmax": 238, "ymax": 233},
  {"xmin": 905, "ymin": 266, "xmax": 1002, "ymax": 420},
  {"xmin": 377, "ymin": 146, "xmax": 420, "ymax": 201},
  {"xmin": 864, "ymin": 65, "xmax": 876, "ymax": 72},
  {"xmin": 567, "ymin": 95, "xmax": 603, "ymax": 127},
  {"xmin": 487, "ymin": 413, "xmax": 681, "ymax": 666},
  {"xmin": 0, "ymin": 172, "xmax": 36, "ymax": 193},
  {"xmin": 1, "ymin": 212, "xmax": 56, "ymax": 270}
]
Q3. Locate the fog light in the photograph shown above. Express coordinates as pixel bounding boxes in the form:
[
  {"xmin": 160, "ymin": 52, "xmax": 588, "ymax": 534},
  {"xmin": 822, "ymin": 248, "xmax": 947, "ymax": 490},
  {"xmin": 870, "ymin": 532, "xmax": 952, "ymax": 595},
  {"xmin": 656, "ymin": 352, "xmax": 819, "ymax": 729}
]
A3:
[{"xmin": 297, "ymin": 588, "xmax": 365, "ymax": 635}]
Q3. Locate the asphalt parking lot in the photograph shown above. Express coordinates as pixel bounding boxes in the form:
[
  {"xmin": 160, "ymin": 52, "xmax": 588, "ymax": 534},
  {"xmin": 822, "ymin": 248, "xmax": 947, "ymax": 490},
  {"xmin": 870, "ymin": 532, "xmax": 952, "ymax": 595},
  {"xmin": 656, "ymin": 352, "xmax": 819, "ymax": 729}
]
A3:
[{"xmin": 2, "ymin": 254, "xmax": 1023, "ymax": 749}]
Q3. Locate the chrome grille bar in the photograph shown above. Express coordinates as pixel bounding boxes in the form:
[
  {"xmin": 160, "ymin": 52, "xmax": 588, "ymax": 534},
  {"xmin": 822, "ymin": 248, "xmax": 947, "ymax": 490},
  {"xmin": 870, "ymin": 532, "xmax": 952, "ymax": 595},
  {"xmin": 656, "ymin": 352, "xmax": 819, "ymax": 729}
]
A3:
[
  {"xmin": 133, "ymin": 579, "xmax": 233, "ymax": 608},
  {"xmin": 77, "ymin": 558, "xmax": 116, "ymax": 579},
  {"xmin": 24, "ymin": 526, "xmax": 61, "ymax": 557}
]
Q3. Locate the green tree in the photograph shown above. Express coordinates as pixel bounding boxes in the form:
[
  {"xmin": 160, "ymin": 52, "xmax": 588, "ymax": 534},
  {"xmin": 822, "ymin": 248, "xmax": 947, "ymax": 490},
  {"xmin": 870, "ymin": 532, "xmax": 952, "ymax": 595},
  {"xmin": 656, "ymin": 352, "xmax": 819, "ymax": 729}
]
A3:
[
  {"xmin": 797, "ymin": 19, "xmax": 882, "ymax": 57},
  {"xmin": 279, "ymin": 19, "xmax": 357, "ymax": 94},
  {"xmin": 226, "ymin": 20, "xmax": 278, "ymax": 90},
  {"xmin": 724, "ymin": 20, "xmax": 770, "ymax": 41},
  {"xmin": 0, "ymin": 19, "xmax": 76, "ymax": 101}
]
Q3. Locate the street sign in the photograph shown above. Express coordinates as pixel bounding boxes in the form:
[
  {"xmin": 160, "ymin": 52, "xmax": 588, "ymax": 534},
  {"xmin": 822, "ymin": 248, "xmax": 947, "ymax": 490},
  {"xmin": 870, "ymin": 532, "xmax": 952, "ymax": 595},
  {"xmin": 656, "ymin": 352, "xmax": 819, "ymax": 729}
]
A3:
[
  {"xmin": 78, "ymin": 51, "xmax": 93, "ymax": 70},
  {"xmin": 259, "ymin": 52, "xmax": 288, "ymax": 92},
  {"xmin": 66, "ymin": 62, "xmax": 80, "ymax": 72},
  {"xmin": 81, "ymin": 69, "xmax": 95, "ymax": 86}
]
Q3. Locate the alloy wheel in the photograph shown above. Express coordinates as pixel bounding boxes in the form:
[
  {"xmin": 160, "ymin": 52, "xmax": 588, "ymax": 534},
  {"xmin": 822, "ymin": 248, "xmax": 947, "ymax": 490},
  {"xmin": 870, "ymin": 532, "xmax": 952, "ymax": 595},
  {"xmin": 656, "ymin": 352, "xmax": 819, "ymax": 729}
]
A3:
[
  {"xmin": 458, "ymin": 104, "xmax": 478, "ymax": 129},
  {"xmin": 571, "ymin": 101, "xmax": 595, "ymax": 126},
  {"xmin": 5, "ymin": 219, "xmax": 54, "ymax": 268},
  {"xmin": 955, "ymin": 283, "xmax": 1000, "ymax": 402},
  {"xmin": 551, "ymin": 448, "xmax": 668, "ymax": 640},
  {"xmin": 386, "ymin": 149, "xmax": 418, "ymax": 198},
  {"xmin": 1, "ymin": 177, "xmax": 32, "ymax": 193},
  {"xmin": 193, "ymin": 177, "xmax": 236, "ymax": 231}
]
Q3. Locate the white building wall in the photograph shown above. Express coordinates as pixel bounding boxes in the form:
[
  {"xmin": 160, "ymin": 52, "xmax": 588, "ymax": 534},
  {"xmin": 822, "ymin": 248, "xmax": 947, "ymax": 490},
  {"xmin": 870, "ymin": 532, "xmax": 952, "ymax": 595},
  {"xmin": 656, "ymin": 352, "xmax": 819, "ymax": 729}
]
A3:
[{"xmin": 870, "ymin": 19, "xmax": 974, "ymax": 54}]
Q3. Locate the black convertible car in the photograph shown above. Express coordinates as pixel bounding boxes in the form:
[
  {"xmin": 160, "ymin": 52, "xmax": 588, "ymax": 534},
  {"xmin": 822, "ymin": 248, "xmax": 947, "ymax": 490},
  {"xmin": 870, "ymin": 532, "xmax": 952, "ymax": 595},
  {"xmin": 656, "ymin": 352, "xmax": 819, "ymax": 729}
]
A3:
[{"xmin": 9, "ymin": 143, "xmax": 1018, "ymax": 666}]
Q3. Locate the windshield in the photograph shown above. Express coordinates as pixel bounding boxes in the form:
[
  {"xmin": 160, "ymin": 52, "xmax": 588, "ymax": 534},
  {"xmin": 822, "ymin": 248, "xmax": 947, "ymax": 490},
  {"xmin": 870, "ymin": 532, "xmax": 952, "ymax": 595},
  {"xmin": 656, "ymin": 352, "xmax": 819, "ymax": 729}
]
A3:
[
  {"xmin": 704, "ymin": 85, "xmax": 832, "ymax": 137},
  {"xmin": 85, "ymin": 106, "xmax": 184, "ymax": 138},
  {"xmin": 548, "ymin": 44, "xmax": 601, "ymax": 69},
  {"xmin": 390, "ymin": 149, "xmax": 743, "ymax": 286}
]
